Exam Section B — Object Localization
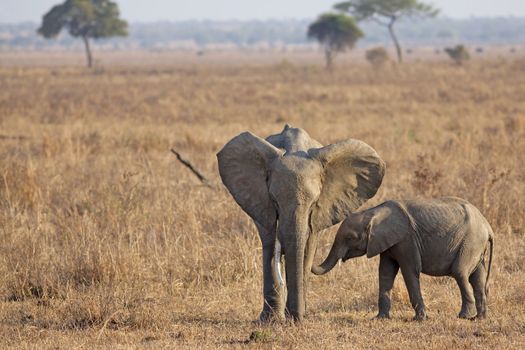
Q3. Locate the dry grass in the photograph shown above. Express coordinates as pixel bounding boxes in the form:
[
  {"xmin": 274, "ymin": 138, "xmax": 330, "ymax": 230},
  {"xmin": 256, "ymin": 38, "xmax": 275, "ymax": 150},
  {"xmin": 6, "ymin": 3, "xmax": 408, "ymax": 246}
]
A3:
[{"xmin": 0, "ymin": 55, "xmax": 524, "ymax": 349}]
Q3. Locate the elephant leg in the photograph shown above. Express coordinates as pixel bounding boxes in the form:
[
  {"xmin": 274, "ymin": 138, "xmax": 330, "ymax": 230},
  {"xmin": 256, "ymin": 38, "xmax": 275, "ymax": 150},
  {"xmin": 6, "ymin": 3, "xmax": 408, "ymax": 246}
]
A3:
[
  {"xmin": 469, "ymin": 263, "xmax": 487, "ymax": 319},
  {"xmin": 256, "ymin": 223, "xmax": 285, "ymax": 322},
  {"xmin": 454, "ymin": 273, "xmax": 476, "ymax": 319},
  {"xmin": 400, "ymin": 267, "xmax": 426, "ymax": 321},
  {"xmin": 376, "ymin": 254, "xmax": 399, "ymax": 319}
]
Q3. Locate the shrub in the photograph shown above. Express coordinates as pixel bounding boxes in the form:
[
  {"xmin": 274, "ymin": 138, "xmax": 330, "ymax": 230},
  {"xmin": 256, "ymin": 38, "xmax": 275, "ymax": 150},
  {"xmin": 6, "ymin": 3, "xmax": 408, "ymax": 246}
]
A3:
[
  {"xmin": 445, "ymin": 45, "xmax": 470, "ymax": 65},
  {"xmin": 365, "ymin": 47, "xmax": 389, "ymax": 67}
]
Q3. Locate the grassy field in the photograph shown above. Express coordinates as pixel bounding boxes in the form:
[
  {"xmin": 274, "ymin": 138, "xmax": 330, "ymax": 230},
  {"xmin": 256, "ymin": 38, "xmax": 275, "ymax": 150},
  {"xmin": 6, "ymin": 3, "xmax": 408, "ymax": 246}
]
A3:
[{"xmin": 1, "ymin": 55, "xmax": 525, "ymax": 349}]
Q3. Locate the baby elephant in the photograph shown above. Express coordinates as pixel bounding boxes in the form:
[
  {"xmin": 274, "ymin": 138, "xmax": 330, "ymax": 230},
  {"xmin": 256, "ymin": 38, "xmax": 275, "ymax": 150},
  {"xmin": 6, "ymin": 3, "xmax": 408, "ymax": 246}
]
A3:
[{"xmin": 312, "ymin": 197, "xmax": 494, "ymax": 320}]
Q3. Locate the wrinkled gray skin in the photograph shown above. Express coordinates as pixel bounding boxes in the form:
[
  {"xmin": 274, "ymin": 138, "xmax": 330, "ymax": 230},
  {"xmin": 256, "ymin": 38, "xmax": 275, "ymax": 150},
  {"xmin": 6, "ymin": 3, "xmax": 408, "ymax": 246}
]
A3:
[
  {"xmin": 313, "ymin": 197, "xmax": 494, "ymax": 320},
  {"xmin": 217, "ymin": 125, "xmax": 385, "ymax": 321}
]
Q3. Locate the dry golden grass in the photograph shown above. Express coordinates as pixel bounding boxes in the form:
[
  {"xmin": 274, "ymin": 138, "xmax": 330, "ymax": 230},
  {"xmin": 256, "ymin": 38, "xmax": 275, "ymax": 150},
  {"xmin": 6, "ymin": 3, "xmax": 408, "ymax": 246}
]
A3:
[{"xmin": 0, "ymin": 55, "xmax": 525, "ymax": 349}]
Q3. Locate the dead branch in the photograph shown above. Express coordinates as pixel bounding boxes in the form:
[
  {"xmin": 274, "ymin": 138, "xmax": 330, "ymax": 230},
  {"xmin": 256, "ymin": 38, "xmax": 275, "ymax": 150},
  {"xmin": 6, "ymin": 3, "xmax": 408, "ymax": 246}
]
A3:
[
  {"xmin": 0, "ymin": 134, "xmax": 29, "ymax": 141},
  {"xmin": 170, "ymin": 148, "xmax": 214, "ymax": 189}
]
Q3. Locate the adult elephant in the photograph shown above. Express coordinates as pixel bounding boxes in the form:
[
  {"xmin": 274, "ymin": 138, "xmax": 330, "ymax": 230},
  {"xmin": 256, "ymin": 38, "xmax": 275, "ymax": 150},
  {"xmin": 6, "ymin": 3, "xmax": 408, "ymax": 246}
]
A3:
[{"xmin": 217, "ymin": 125, "xmax": 385, "ymax": 321}]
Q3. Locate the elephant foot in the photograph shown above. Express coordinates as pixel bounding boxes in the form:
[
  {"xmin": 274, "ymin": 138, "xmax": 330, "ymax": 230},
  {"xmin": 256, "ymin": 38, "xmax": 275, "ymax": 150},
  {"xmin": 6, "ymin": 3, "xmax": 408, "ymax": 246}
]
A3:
[
  {"xmin": 413, "ymin": 312, "xmax": 427, "ymax": 321},
  {"xmin": 476, "ymin": 311, "xmax": 487, "ymax": 319},
  {"xmin": 258, "ymin": 309, "xmax": 285, "ymax": 324},
  {"xmin": 470, "ymin": 312, "xmax": 487, "ymax": 321},
  {"xmin": 284, "ymin": 311, "xmax": 303, "ymax": 323},
  {"xmin": 458, "ymin": 304, "xmax": 477, "ymax": 319},
  {"xmin": 259, "ymin": 302, "xmax": 285, "ymax": 324},
  {"xmin": 458, "ymin": 311, "xmax": 476, "ymax": 320},
  {"xmin": 374, "ymin": 313, "xmax": 391, "ymax": 320}
]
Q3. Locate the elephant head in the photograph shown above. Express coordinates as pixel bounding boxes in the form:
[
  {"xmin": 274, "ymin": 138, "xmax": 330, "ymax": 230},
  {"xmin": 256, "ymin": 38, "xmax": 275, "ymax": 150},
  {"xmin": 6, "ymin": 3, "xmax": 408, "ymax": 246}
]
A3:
[
  {"xmin": 217, "ymin": 130, "xmax": 385, "ymax": 320},
  {"xmin": 312, "ymin": 202, "xmax": 416, "ymax": 275}
]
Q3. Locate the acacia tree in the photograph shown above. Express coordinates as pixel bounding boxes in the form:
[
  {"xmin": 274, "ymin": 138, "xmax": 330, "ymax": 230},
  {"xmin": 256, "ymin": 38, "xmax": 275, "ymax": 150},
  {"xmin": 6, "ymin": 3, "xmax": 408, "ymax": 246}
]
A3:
[
  {"xmin": 307, "ymin": 13, "xmax": 363, "ymax": 71},
  {"xmin": 335, "ymin": 0, "xmax": 438, "ymax": 63},
  {"xmin": 38, "ymin": 0, "xmax": 128, "ymax": 67}
]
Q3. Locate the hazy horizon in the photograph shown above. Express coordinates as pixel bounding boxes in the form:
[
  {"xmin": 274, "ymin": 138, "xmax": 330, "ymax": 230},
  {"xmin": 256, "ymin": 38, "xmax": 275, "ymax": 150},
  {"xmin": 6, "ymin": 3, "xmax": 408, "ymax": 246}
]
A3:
[{"xmin": 1, "ymin": 0, "xmax": 525, "ymax": 24}]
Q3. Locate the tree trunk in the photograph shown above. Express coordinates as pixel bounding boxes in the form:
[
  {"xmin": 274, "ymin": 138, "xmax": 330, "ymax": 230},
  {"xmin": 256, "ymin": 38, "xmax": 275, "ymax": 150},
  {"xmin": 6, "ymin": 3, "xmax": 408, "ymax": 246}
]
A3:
[
  {"xmin": 324, "ymin": 48, "xmax": 334, "ymax": 72},
  {"xmin": 82, "ymin": 35, "xmax": 93, "ymax": 68},
  {"xmin": 388, "ymin": 18, "xmax": 402, "ymax": 63}
]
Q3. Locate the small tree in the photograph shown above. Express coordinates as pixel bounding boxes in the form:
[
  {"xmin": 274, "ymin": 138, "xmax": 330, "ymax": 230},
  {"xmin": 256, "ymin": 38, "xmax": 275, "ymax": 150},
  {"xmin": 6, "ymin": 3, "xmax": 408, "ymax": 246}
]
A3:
[
  {"xmin": 335, "ymin": 0, "xmax": 439, "ymax": 63},
  {"xmin": 445, "ymin": 45, "xmax": 470, "ymax": 65},
  {"xmin": 38, "ymin": 0, "xmax": 128, "ymax": 67},
  {"xmin": 365, "ymin": 46, "xmax": 389, "ymax": 66},
  {"xmin": 307, "ymin": 13, "xmax": 363, "ymax": 71}
]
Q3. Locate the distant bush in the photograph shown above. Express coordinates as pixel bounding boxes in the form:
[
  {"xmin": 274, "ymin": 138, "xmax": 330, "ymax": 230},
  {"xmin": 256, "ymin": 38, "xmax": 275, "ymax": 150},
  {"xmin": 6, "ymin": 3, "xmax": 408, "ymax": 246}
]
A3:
[
  {"xmin": 445, "ymin": 45, "xmax": 470, "ymax": 65},
  {"xmin": 365, "ymin": 47, "xmax": 389, "ymax": 67}
]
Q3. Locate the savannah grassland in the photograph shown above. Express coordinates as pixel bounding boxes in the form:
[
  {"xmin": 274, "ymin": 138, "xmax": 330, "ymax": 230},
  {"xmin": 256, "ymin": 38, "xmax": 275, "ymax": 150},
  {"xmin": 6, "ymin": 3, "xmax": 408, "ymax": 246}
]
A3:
[{"xmin": 0, "ymin": 52, "xmax": 525, "ymax": 349}]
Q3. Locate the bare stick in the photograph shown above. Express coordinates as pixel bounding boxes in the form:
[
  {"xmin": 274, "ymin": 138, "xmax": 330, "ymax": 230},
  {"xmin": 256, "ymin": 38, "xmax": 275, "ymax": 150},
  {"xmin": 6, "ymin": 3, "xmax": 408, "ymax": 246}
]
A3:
[
  {"xmin": 0, "ymin": 134, "xmax": 29, "ymax": 141},
  {"xmin": 170, "ymin": 148, "xmax": 214, "ymax": 188}
]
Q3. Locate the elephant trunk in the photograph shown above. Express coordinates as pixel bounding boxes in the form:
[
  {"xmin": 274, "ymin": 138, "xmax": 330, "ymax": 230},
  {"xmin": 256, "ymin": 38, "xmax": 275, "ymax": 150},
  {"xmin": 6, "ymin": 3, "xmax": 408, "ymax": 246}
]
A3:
[
  {"xmin": 281, "ymin": 211, "xmax": 309, "ymax": 321},
  {"xmin": 311, "ymin": 238, "xmax": 345, "ymax": 275},
  {"xmin": 302, "ymin": 231, "xmax": 319, "ymax": 311},
  {"xmin": 284, "ymin": 236, "xmax": 306, "ymax": 321}
]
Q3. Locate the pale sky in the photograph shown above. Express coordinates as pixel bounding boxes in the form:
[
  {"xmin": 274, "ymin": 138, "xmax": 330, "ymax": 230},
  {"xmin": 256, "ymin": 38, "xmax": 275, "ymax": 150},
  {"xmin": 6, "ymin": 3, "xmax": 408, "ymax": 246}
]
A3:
[{"xmin": 1, "ymin": 0, "xmax": 524, "ymax": 23}]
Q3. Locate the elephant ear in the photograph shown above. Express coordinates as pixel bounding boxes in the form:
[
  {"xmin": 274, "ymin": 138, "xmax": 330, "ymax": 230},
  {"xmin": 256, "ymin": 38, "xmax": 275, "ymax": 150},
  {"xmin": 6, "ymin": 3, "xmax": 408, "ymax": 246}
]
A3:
[
  {"xmin": 366, "ymin": 202, "xmax": 414, "ymax": 258},
  {"xmin": 217, "ymin": 132, "xmax": 283, "ymax": 231},
  {"xmin": 309, "ymin": 139, "xmax": 385, "ymax": 233}
]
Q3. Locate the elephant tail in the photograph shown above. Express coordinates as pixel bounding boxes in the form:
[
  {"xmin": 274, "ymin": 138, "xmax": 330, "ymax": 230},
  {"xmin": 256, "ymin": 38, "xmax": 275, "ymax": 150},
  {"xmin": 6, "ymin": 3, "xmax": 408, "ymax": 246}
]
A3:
[{"xmin": 485, "ymin": 234, "xmax": 494, "ymax": 296}]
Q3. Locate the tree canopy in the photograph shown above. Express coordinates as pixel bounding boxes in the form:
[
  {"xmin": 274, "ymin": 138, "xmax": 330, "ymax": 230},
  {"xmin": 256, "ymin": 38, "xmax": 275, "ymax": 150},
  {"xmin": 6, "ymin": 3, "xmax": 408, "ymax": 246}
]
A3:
[
  {"xmin": 38, "ymin": 0, "xmax": 127, "ymax": 67},
  {"xmin": 335, "ymin": 0, "xmax": 438, "ymax": 23},
  {"xmin": 335, "ymin": 0, "xmax": 438, "ymax": 62},
  {"xmin": 308, "ymin": 13, "xmax": 363, "ymax": 70}
]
